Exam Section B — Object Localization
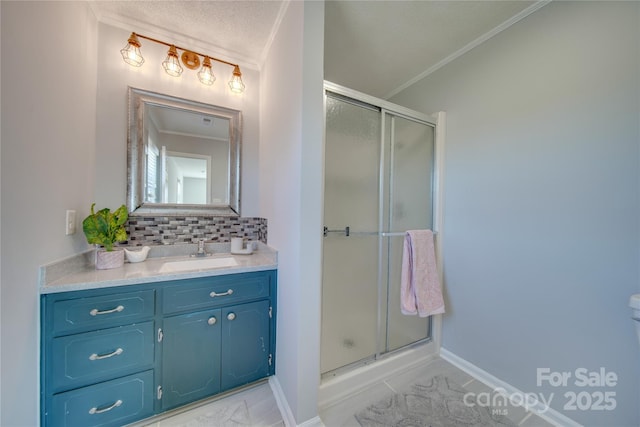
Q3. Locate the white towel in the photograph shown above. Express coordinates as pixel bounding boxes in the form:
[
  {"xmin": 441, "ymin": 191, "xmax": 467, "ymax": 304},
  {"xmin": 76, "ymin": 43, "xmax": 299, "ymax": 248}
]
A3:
[{"xmin": 401, "ymin": 230, "xmax": 445, "ymax": 317}]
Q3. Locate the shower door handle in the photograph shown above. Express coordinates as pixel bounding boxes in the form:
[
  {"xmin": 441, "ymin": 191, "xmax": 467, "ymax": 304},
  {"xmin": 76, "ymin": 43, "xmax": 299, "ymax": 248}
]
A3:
[{"xmin": 323, "ymin": 226, "xmax": 350, "ymax": 237}]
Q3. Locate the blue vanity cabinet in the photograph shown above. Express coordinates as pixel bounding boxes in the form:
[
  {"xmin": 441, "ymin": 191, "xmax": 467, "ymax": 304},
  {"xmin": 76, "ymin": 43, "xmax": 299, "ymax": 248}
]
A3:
[
  {"xmin": 160, "ymin": 301, "xmax": 272, "ymax": 411},
  {"xmin": 41, "ymin": 269, "xmax": 277, "ymax": 427},
  {"xmin": 41, "ymin": 287, "xmax": 157, "ymax": 427},
  {"xmin": 159, "ymin": 270, "xmax": 276, "ymax": 410}
]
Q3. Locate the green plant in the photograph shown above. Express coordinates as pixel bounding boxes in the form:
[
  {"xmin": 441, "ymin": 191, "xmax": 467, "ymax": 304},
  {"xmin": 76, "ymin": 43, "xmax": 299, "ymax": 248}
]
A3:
[{"xmin": 82, "ymin": 203, "xmax": 129, "ymax": 251}]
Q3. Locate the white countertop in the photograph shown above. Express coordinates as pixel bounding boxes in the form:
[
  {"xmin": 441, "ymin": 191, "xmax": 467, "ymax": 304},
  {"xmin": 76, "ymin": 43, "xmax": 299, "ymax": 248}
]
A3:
[{"xmin": 40, "ymin": 243, "xmax": 278, "ymax": 294}]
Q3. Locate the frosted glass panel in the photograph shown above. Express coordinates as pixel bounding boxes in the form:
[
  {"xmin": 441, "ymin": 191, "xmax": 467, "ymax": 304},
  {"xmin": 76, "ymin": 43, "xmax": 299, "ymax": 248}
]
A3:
[
  {"xmin": 387, "ymin": 117, "xmax": 434, "ymax": 351},
  {"xmin": 321, "ymin": 236, "xmax": 379, "ymax": 373},
  {"xmin": 387, "ymin": 236, "xmax": 431, "ymax": 351},
  {"xmin": 322, "ymin": 96, "xmax": 381, "ymax": 373},
  {"xmin": 390, "ymin": 116, "xmax": 434, "ymax": 232},
  {"xmin": 323, "ymin": 97, "xmax": 380, "ymax": 232}
]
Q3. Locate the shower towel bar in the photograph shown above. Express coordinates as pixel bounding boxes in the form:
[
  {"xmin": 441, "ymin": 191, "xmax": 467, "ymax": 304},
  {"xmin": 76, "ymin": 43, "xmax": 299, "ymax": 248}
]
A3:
[
  {"xmin": 377, "ymin": 231, "xmax": 438, "ymax": 237},
  {"xmin": 323, "ymin": 228, "xmax": 437, "ymax": 237}
]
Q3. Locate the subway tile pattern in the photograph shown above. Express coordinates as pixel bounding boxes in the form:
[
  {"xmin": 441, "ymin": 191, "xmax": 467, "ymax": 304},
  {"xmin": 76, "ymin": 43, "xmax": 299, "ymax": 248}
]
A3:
[{"xmin": 126, "ymin": 216, "xmax": 268, "ymax": 246}]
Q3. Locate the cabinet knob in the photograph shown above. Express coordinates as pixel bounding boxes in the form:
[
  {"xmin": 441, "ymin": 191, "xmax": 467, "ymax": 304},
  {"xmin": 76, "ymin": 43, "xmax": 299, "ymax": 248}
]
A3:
[
  {"xmin": 208, "ymin": 316, "xmax": 217, "ymax": 325},
  {"xmin": 227, "ymin": 312, "xmax": 236, "ymax": 321}
]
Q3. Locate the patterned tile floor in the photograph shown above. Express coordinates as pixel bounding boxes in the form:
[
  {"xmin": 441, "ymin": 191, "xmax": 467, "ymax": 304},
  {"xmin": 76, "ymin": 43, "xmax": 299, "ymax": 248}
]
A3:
[
  {"xmin": 131, "ymin": 380, "xmax": 283, "ymax": 427},
  {"xmin": 319, "ymin": 357, "xmax": 555, "ymax": 427},
  {"xmin": 131, "ymin": 357, "xmax": 556, "ymax": 426}
]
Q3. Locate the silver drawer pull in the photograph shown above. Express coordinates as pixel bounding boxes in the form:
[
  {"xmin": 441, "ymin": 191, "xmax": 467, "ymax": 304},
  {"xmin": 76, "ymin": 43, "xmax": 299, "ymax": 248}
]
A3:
[
  {"xmin": 208, "ymin": 316, "xmax": 217, "ymax": 325},
  {"xmin": 227, "ymin": 312, "xmax": 236, "ymax": 321},
  {"xmin": 90, "ymin": 305, "xmax": 124, "ymax": 316},
  {"xmin": 89, "ymin": 399, "xmax": 122, "ymax": 415},
  {"xmin": 89, "ymin": 348, "xmax": 123, "ymax": 361},
  {"xmin": 209, "ymin": 289, "xmax": 233, "ymax": 298}
]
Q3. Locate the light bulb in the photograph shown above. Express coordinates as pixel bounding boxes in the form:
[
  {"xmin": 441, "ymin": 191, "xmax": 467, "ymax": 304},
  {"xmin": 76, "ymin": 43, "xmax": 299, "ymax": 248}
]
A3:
[
  {"xmin": 162, "ymin": 45, "xmax": 183, "ymax": 77},
  {"xmin": 120, "ymin": 33, "xmax": 144, "ymax": 67},
  {"xmin": 228, "ymin": 65, "xmax": 245, "ymax": 93},
  {"xmin": 198, "ymin": 57, "xmax": 216, "ymax": 86}
]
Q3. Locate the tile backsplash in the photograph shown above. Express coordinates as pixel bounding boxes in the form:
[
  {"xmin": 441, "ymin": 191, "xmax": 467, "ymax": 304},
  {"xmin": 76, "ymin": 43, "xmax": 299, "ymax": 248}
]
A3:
[{"xmin": 126, "ymin": 216, "xmax": 267, "ymax": 246}]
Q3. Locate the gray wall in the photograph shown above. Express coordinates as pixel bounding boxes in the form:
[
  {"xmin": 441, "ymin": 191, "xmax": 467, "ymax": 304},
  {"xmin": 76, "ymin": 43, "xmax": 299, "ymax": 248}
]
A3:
[
  {"xmin": 391, "ymin": 2, "xmax": 640, "ymax": 425},
  {"xmin": 1, "ymin": 2, "xmax": 99, "ymax": 425},
  {"xmin": 260, "ymin": 1, "xmax": 324, "ymax": 423}
]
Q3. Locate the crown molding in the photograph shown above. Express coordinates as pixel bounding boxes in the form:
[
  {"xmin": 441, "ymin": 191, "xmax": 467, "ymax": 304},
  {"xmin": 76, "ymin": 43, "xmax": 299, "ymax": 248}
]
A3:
[
  {"xmin": 384, "ymin": 0, "xmax": 552, "ymax": 100},
  {"xmin": 258, "ymin": 0, "xmax": 291, "ymax": 71}
]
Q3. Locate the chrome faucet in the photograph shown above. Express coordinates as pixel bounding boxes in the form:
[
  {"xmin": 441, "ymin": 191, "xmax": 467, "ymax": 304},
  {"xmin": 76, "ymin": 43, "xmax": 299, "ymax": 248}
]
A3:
[{"xmin": 192, "ymin": 239, "xmax": 209, "ymax": 257}]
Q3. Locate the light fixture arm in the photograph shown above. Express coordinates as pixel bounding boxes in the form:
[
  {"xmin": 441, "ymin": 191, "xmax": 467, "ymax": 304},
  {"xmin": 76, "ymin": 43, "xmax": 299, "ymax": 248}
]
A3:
[
  {"xmin": 121, "ymin": 32, "xmax": 244, "ymax": 93},
  {"xmin": 133, "ymin": 33, "xmax": 239, "ymax": 69}
]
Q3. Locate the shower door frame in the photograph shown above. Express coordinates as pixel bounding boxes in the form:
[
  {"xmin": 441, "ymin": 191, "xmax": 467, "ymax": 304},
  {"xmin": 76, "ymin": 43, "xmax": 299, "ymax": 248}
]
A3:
[{"xmin": 321, "ymin": 81, "xmax": 445, "ymax": 376}]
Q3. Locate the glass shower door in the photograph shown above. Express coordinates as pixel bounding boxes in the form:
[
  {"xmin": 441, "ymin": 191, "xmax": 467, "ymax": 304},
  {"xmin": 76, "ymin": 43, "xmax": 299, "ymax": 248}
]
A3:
[
  {"xmin": 322, "ymin": 90, "xmax": 437, "ymax": 375},
  {"xmin": 321, "ymin": 95, "xmax": 381, "ymax": 373},
  {"xmin": 385, "ymin": 114, "xmax": 435, "ymax": 352}
]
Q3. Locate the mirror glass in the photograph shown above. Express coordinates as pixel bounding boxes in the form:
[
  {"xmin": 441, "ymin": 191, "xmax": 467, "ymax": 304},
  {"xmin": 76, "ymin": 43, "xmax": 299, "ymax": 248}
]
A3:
[{"xmin": 127, "ymin": 87, "xmax": 241, "ymax": 215}]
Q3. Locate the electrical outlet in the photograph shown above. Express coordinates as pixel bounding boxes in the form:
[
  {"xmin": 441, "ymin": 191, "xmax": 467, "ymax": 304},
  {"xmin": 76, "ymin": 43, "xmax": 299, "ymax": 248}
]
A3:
[{"xmin": 65, "ymin": 210, "xmax": 76, "ymax": 235}]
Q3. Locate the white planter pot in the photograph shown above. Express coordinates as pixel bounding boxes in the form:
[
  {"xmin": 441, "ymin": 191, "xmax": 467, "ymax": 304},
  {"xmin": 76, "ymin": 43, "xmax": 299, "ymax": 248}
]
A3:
[{"xmin": 96, "ymin": 249, "xmax": 125, "ymax": 270}]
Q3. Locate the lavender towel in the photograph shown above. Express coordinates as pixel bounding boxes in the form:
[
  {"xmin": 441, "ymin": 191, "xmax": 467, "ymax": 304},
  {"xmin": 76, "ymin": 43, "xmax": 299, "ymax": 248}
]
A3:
[{"xmin": 401, "ymin": 230, "xmax": 445, "ymax": 317}]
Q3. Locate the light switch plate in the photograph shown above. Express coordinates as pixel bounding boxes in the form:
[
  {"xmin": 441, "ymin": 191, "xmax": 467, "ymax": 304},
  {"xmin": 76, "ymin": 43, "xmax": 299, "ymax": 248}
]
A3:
[{"xmin": 65, "ymin": 210, "xmax": 76, "ymax": 235}]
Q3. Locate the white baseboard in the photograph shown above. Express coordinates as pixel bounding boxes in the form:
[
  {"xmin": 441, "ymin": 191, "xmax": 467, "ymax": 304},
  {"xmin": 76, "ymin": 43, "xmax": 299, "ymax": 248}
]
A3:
[
  {"xmin": 269, "ymin": 376, "xmax": 325, "ymax": 427},
  {"xmin": 318, "ymin": 340, "xmax": 438, "ymax": 409},
  {"xmin": 269, "ymin": 376, "xmax": 297, "ymax": 427},
  {"xmin": 297, "ymin": 416, "xmax": 324, "ymax": 427},
  {"xmin": 440, "ymin": 348, "xmax": 582, "ymax": 427}
]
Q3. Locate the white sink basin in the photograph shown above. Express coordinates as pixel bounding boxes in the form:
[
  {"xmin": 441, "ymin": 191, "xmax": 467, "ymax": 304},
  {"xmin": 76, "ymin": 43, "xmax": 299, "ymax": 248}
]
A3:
[{"xmin": 159, "ymin": 257, "xmax": 239, "ymax": 273}]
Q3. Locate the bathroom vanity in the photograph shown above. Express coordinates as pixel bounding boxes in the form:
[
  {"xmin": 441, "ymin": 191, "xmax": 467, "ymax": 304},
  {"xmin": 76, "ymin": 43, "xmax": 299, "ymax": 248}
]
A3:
[{"xmin": 39, "ymin": 244, "xmax": 277, "ymax": 427}]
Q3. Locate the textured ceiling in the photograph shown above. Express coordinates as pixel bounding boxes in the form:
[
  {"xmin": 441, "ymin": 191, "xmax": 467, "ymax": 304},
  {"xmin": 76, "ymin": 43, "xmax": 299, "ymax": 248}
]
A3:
[
  {"xmin": 90, "ymin": 0, "xmax": 286, "ymax": 67},
  {"xmin": 91, "ymin": 0, "xmax": 545, "ymax": 98}
]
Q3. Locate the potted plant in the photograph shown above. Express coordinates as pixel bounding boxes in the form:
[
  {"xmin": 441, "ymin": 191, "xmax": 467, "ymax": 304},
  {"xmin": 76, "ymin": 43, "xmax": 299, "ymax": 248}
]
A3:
[{"xmin": 82, "ymin": 203, "xmax": 129, "ymax": 269}]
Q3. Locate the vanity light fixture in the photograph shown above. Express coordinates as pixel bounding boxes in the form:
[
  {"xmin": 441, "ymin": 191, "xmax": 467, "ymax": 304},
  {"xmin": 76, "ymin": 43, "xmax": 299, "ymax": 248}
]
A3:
[
  {"xmin": 229, "ymin": 65, "xmax": 246, "ymax": 93},
  {"xmin": 120, "ymin": 33, "xmax": 144, "ymax": 67},
  {"xmin": 120, "ymin": 32, "xmax": 245, "ymax": 93},
  {"xmin": 162, "ymin": 45, "xmax": 183, "ymax": 77},
  {"xmin": 197, "ymin": 57, "xmax": 216, "ymax": 86}
]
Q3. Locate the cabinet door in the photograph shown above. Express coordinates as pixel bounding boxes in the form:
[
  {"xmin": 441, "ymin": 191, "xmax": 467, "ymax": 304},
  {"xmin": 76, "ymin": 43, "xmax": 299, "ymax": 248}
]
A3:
[
  {"xmin": 163, "ymin": 273, "xmax": 270, "ymax": 315},
  {"xmin": 161, "ymin": 309, "xmax": 221, "ymax": 410},
  {"xmin": 221, "ymin": 300, "xmax": 270, "ymax": 391},
  {"xmin": 50, "ymin": 290, "xmax": 155, "ymax": 335},
  {"xmin": 51, "ymin": 321, "xmax": 154, "ymax": 393},
  {"xmin": 49, "ymin": 370, "xmax": 154, "ymax": 427}
]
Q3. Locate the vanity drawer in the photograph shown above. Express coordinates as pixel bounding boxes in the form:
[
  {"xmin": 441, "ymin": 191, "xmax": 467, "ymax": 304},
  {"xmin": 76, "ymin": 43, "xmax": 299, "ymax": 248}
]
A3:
[
  {"xmin": 51, "ymin": 290, "xmax": 155, "ymax": 335},
  {"xmin": 163, "ymin": 272, "xmax": 270, "ymax": 314},
  {"xmin": 50, "ymin": 322, "xmax": 155, "ymax": 393},
  {"xmin": 49, "ymin": 370, "xmax": 154, "ymax": 427}
]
